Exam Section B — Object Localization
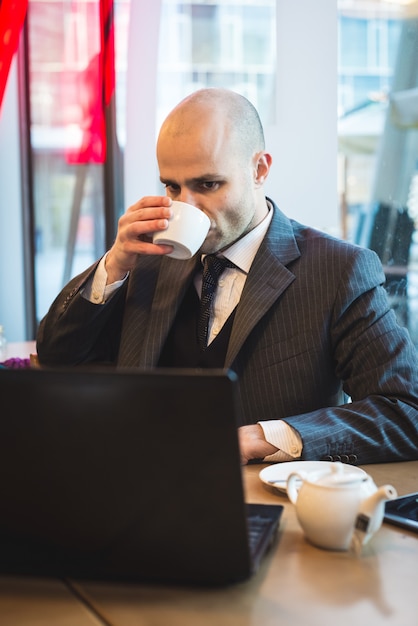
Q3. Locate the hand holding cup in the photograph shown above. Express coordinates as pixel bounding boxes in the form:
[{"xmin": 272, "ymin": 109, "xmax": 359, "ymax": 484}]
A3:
[{"xmin": 153, "ymin": 200, "xmax": 210, "ymax": 260}]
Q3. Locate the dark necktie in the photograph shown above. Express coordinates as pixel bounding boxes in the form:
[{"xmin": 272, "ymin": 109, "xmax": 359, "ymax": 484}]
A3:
[{"xmin": 197, "ymin": 254, "xmax": 235, "ymax": 350}]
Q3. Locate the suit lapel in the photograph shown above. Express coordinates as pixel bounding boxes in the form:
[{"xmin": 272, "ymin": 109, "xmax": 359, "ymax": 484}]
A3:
[
  {"xmin": 118, "ymin": 255, "xmax": 197, "ymax": 367},
  {"xmin": 225, "ymin": 204, "xmax": 300, "ymax": 367},
  {"xmin": 120, "ymin": 202, "xmax": 300, "ymax": 368},
  {"xmin": 137, "ymin": 256, "xmax": 198, "ymax": 366}
]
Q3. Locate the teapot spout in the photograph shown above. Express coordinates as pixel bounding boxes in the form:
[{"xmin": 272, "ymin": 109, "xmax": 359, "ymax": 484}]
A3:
[{"xmin": 350, "ymin": 484, "xmax": 398, "ymax": 555}]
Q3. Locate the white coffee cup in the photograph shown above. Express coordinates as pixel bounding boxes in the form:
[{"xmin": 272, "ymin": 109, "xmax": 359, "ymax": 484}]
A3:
[{"xmin": 153, "ymin": 200, "xmax": 210, "ymax": 260}]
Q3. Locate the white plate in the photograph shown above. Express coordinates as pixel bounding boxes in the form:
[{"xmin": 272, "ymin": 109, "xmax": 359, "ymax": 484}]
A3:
[{"xmin": 259, "ymin": 460, "xmax": 367, "ymax": 495}]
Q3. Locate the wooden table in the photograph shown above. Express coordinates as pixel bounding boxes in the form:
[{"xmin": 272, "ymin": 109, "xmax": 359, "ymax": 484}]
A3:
[{"xmin": 1, "ymin": 461, "xmax": 417, "ymax": 625}]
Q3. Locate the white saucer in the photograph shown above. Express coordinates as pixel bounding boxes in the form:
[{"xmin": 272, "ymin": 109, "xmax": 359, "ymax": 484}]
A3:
[{"xmin": 259, "ymin": 460, "xmax": 367, "ymax": 495}]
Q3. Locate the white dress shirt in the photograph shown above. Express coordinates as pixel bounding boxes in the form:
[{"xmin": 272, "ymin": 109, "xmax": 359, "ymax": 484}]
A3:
[{"xmin": 82, "ymin": 204, "xmax": 302, "ymax": 462}]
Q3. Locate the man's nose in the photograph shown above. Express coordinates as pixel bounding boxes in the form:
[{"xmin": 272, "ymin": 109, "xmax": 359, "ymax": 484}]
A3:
[{"xmin": 178, "ymin": 190, "xmax": 197, "ymax": 206}]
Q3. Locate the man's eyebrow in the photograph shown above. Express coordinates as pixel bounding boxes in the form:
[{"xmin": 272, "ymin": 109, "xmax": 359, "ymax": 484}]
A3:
[{"xmin": 160, "ymin": 174, "xmax": 223, "ymax": 185}]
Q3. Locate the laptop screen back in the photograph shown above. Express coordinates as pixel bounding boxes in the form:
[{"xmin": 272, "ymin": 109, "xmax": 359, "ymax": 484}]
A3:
[{"xmin": 0, "ymin": 367, "xmax": 255, "ymax": 585}]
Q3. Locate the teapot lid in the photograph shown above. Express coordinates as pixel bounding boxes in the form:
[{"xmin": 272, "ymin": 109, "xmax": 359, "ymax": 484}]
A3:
[{"xmin": 313, "ymin": 463, "xmax": 368, "ymax": 487}]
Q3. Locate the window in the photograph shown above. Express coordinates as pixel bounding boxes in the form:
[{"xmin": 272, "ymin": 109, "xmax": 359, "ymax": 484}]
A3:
[
  {"xmin": 156, "ymin": 1, "xmax": 276, "ymax": 128},
  {"xmin": 26, "ymin": 0, "xmax": 128, "ymax": 322},
  {"xmin": 338, "ymin": 0, "xmax": 418, "ymax": 346}
]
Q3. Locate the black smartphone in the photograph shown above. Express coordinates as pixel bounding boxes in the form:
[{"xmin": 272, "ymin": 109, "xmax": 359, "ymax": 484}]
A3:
[{"xmin": 384, "ymin": 492, "xmax": 418, "ymax": 533}]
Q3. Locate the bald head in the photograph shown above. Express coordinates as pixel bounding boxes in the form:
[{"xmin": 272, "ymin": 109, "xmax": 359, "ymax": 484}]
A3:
[
  {"xmin": 158, "ymin": 88, "xmax": 265, "ymax": 161},
  {"xmin": 156, "ymin": 88, "xmax": 272, "ymax": 252}
]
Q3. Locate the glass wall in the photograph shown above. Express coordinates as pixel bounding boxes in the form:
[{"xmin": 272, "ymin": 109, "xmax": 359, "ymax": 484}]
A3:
[
  {"xmin": 156, "ymin": 0, "xmax": 276, "ymax": 129},
  {"xmin": 27, "ymin": 0, "xmax": 129, "ymax": 321},
  {"xmin": 338, "ymin": 0, "xmax": 418, "ymax": 346}
]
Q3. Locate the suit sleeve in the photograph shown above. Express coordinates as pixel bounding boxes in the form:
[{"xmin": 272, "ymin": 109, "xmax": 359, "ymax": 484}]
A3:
[
  {"xmin": 285, "ymin": 247, "xmax": 418, "ymax": 464},
  {"xmin": 36, "ymin": 261, "xmax": 127, "ymax": 366}
]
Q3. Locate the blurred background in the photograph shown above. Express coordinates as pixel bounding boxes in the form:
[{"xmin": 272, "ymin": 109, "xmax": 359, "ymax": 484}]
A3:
[{"xmin": 0, "ymin": 0, "xmax": 417, "ymax": 348}]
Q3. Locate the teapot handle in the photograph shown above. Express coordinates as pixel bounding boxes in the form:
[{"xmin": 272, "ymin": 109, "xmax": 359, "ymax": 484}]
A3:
[{"xmin": 287, "ymin": 472, "xmax": 306, "ymax": 504}]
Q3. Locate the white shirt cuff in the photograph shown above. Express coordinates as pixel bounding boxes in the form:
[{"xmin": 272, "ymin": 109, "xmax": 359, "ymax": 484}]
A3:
[
  {"xmin": 258, "ymin": 420, "xmax": 302, "ymax": 462},
  {"xmin": 82, "ymin": 252, "xmax": 128, "ymax": 304}
]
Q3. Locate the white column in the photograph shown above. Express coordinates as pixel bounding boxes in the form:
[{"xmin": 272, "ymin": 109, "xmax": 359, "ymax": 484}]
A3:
[
  {"xmin": 265, "ymin": 0, "xmax": 338, "ymax": 233},
  {"xmin": 0, "ymin": 57, "xmax": 27, "ymax": 341},
  {"xmin": 124, "ymin": 0, "xmax": 163, "ymax": 207}
]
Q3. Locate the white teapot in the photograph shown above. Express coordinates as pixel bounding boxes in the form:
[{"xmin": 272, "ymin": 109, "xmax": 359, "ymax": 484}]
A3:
[{"xmin": 286, "ymin": 463, "xmax": 397, "ymax": 553}]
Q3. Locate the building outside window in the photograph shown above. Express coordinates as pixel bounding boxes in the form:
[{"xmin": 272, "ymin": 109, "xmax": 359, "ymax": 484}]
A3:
[{"xmin": 338, "ymin": 0, "xmax": 418, "ymax": 345}]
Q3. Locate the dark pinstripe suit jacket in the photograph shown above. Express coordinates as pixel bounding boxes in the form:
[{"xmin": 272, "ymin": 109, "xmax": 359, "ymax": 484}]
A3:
[{"xmin": 37, "ymin": 201, "xmax": 418, "ymax": 464}]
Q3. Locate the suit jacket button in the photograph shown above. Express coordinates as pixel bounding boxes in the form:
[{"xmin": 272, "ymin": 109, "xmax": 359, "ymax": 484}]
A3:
[
  {"xmin": 333, "ymin": 455, "xmax": 341, "ymax": 462},
  {"xmin": 340, "ymin": 454, "xmax": 349, "ymax": 463},
  {"xmin": 348, "ymin": 454, "xmax": 358, "ymax": 464}
]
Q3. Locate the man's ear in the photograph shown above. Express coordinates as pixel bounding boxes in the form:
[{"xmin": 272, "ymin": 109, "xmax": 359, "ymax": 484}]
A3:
[{"xmin": 254, "ymin": 151, "xmax": 272, "ymax": 187}]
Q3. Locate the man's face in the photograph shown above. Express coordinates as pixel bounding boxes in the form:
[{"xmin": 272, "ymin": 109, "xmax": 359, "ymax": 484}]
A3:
[{"xmin": 157, "ymin": 115, "xmax": 264, "ymax": 254}]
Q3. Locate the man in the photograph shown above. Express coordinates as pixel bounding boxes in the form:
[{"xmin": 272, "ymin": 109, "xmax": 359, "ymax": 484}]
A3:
[{"xmin": 37, "ymin": 88, "xmax": 418, "ymax": 465}]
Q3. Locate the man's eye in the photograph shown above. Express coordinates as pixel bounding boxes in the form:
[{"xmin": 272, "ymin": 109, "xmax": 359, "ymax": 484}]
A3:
[{"xmin": 201, "ymin": 181, "xmax": 219, "ymax": 190}]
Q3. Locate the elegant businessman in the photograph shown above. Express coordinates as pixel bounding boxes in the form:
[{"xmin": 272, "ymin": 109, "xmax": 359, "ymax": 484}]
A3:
[{"xmin": 37, "ymin": 88, "xmax": 418, "ymax": 466}]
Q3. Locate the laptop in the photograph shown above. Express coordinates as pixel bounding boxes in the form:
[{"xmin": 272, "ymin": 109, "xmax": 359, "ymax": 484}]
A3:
[{"xmin": 0, "ymin": 366, "xmax": 282, "ymax": 586}]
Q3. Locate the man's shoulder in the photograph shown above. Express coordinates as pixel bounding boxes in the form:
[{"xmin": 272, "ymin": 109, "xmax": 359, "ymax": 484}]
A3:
[{"xmin": 268, "ymin": 200, "xmax": 376, "ymax": 261}]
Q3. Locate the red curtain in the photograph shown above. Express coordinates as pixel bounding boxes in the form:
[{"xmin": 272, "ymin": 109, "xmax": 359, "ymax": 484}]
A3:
[
  {"xmin": 0, "ymin": 0, "xmax": 28, "ymax": 112},
  {"xmin": 101, "ymin": 0, "xmax": 115, "ymax": 109},
  {"xmin": 64, "ymin": 0, "xmax": 115, "ymax": 164}
]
